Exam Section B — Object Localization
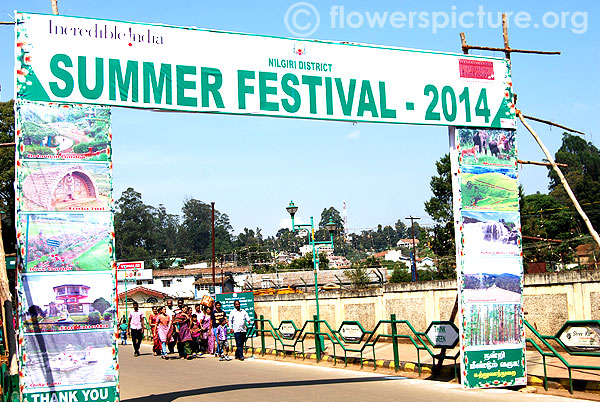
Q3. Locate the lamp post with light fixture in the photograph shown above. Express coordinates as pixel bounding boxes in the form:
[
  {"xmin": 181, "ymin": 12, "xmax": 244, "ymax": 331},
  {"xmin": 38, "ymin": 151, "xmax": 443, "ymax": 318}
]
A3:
[{"xmin": 286, "ymin": 201, "xmax": 336, "ymax": 356}]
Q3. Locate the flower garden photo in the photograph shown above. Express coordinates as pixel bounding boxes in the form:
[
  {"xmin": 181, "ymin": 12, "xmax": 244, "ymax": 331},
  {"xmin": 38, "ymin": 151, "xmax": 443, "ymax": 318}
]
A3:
[
  {"xmin": 17, "ymin": 101, "xmax": 111, "ymax": 161},
  {"xmin": 18, "ymin": 213, "xmax": 112, "ymax": 273}
]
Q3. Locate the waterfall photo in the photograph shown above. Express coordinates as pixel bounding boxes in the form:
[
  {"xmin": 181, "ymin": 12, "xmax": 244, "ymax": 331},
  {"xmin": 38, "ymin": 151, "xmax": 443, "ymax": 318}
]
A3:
[
  {"xmin": 461, "ymin": 211, "xmax": 520, "ymax": 256},
  {"xmin": 462, "ymin": 256, "xmax": 522, "ymax": 303}
]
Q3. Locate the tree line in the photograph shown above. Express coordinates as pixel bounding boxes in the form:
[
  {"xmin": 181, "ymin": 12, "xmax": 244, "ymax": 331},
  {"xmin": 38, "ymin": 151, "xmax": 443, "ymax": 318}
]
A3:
[{"xmin": 114, "ymin": 188, "xmax": 424, "ymax": 271}]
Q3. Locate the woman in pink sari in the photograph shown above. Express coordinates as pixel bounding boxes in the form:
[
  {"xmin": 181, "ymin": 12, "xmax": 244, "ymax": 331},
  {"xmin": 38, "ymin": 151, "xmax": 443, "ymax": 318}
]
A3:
[
  {"xmin": 200, "ymin": 306, "xmax": 215, "ymax": 355},
  {"xmin": 156, "ymin": 306, "xmax": 171, "ymax": 359},
  {"xmin": 149, "ymin": 306, "xmax": 161, "ymax": 356}
]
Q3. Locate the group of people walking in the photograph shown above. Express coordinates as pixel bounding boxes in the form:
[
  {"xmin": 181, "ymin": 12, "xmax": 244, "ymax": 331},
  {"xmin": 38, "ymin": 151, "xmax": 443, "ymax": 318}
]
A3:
[{"xmin": 123, "ymin": 298, "xmax": 252, "ymax": 361}]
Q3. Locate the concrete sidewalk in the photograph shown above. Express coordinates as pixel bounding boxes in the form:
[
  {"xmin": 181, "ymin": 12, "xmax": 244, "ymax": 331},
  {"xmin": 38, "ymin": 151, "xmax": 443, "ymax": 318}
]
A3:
[{"xmin": 243, "ymin": 335, "xmax": 600, "ymax": 392}]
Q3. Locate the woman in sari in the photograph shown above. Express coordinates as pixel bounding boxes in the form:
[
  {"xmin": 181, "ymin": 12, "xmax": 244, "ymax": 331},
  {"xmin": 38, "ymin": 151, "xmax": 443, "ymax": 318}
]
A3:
[
  {"xmin": 148, "ymin": 306, "xmax": 161, "ymax": 356},
  {"xmin": 200, "ymin": 306, "xmax": 215, "ymax": 355},
  {"xmin": 172, "ymin": 306, "xmax": 193, "ymax": 359},
  {"xmin": 156, "ymin": 306, "xmax": 171, "ymax": 359}
]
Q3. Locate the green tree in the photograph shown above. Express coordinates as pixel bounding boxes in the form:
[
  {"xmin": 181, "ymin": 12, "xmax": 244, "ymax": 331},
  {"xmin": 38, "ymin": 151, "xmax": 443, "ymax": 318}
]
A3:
[
  {"xmin": 344, "ymin": 265, "xmax": 371, "ymax": 289},
  {"xmin": 423, "ymin": 154, "xmax": 456, "ymax": 276},
  {"xmin": 92, "ymin": 297, "xmax": 111, "ymax": 314},
  {"xmin": 287, "ymin": 252, "xmax": 329, "ymax": 271},
  {"xmin": 394, "ymin": 219, "xmax": 408, "ymax": 239},
  {"xmin": 114, "ymin": 188, "xmax": 157, "ymax": 262},
  {"xmin": 521, "ymin": 193, "xmax": 578, "ymax": 264},
  {"xmin": 0, "ymin": 101, "xmax": 15, "ymax": 253},
  {"xmin": 424, "ymin": 154, "xmax": 453, "ymax": 224},
  {"xmin": 548, "ymin": 133, "xmax": 600, "ymax": 232},
  {"xmin": 389, "ymin": 261, "xmax": 410, "ymax": 283},
  {"xmin": 180, "ymin": 198, "xmax": 232, "ymax": 260},
  {"xmin": 154, "ymin": 204, "xmax": 180, "ymax": 259}
]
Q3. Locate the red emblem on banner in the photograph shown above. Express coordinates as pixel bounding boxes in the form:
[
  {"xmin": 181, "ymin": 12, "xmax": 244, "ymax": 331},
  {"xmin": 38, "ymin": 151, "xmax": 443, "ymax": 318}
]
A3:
[{"xmin": 459, "ymin": 59, "xmax": 495, "ymax": 80}]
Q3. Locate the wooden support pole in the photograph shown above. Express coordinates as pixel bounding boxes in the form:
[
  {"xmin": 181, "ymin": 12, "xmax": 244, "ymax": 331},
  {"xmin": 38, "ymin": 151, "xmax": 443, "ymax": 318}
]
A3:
[
  {"xmin": 517, "ymin": 111, "xmax": 600, "ymax": 249},
  {"xmin": 51, "ymin": 0, "xmax": 59, "ymax": 15},
  {"xmin": 522, "ymin": 115, "xmax": 585, "ymax": 135},
  {"xmin": 522, "ymin": 235, "xmax": 562, "ymax": 244},
  {"xmin": 0, "ymin": 219, "xmax": 16, "ymax": 374},
  {"xmin": 461, "ymin": 44, "xmax": 561, "ymax": 56},
  {"xmin": 502, "ymin": 14, "xmax": 511, "ymax": 60},
  {"xmin": 518, "ymin": 159, "xmax": 568, "ymax": 168},
  {"xmin": 460, "ymin": 33, "xmax": 468, "ymax": 54}
]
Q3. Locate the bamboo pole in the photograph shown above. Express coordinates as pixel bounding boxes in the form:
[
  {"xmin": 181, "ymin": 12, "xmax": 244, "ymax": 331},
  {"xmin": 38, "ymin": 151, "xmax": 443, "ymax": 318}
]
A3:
[
  {"xmin": 0, "ymin": 219, "xmax": 16, "ymax": 374},
  {"xmin": 517, "ymin": 111, "xmax": 600, "ymax": 249},
  {"xmin": 518, "ymin": 159, "xmax": 567, "ymax": 168},
  {"xmin": 51, "ymin": 0, "xmax": 59, "ymax": 15},
  {"xmin": 522, "ymin": 115, "xmax": 585, "ymax": 135}
]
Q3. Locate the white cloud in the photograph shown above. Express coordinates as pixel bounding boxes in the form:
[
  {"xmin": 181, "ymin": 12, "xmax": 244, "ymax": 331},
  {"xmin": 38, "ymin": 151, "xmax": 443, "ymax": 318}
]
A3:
[{"xmin": 346, "ymin": 130, "xmax": 360, "ymax": 140}]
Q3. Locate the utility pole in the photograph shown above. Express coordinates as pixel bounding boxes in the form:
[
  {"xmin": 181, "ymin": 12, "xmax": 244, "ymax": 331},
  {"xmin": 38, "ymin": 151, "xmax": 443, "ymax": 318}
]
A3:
[
  {"xmin": 405, "ymin": 216, "xmax": 420, "ymax": 282},
  {"xmin": 211, "ymin": 202, "xmax": 216, "ymax": 290}
]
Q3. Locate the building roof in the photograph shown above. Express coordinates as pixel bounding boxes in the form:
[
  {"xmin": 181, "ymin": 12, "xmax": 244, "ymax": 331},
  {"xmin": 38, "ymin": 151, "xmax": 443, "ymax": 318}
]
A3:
[
  {"xmin": 193, "ymin": 277, "xmax": 229, "ymax": 285},
  {"xmin": 373, "ymin": 251, "xmax": 389, "ymax": 258},
  {"xmin": 152, "ymin": 266, "xmax": 251, "ymax": 278},
  {"xmin": 117, "ymin": 286, "xmax": 173, "ymax": 300},
  {"xmin": 397, "ymin": 238, "xmax": 420, "ymax": 245},
  {"xmin": 52, "ymin": 284, "xmax": 90, "ymax": 290}
]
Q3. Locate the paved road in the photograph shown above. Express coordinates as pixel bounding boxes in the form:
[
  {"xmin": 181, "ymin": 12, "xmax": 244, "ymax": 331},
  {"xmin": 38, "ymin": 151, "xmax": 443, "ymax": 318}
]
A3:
[{"xmin": 119, "ymin": 344, "xmax": 584, "ymax": 402}]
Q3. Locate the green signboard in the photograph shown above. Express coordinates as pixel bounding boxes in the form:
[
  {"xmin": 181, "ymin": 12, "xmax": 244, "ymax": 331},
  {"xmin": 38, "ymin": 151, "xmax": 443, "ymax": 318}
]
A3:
[
  {"xmin": 463, "ymin": 348, "xmax": 525, "ymax": 388},
  {"xmin": 23, "ymin": 386, "xmax": 118, "ymax": 402},
  {"xmin": 215, "ymin": 291, "xmax": 255, "ymax": 336}
]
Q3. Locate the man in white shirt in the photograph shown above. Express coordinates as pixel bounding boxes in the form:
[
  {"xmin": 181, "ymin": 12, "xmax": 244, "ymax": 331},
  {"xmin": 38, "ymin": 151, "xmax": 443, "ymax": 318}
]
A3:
[
  {"xmin": 165, "ymin": 299, "xmax": 175, "ymax": 317},
  {"xmin": 229, "ymin": 300, "xmax": 251, "ymax": 361},
  {"xmin": 128, "ymin": 301, "xmax": 144, "ymax": 357}
]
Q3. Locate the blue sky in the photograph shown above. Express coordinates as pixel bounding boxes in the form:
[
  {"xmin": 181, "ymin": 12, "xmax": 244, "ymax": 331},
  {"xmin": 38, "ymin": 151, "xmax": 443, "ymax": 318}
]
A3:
[{"xmin": 1, "ymin": 1, "xmax": 597, "ymax": 236}]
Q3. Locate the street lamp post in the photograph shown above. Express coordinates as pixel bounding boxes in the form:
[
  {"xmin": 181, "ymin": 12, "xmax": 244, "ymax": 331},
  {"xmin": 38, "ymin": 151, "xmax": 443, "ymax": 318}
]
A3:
[
  {"xmin": 405, "ymin": 216, "xmax": 421, "ymax": 282},
  {"xmin": 286, "ymin": 201, "xmax": 336, "ymax": 356}
]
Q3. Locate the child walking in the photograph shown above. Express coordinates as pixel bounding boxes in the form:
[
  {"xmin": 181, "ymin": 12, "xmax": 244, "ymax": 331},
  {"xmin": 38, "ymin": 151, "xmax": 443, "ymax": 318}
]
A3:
[
  {"xmin": 216, "ymin": 319, "xmax": 232, "ymax": 361},
  {"xmin": 190, "ymin": 315, "xmax": 202, "ymax": 356},
  {"xmin": 119, "ymin": 317, "xmax": 128, "ymax": 345}
]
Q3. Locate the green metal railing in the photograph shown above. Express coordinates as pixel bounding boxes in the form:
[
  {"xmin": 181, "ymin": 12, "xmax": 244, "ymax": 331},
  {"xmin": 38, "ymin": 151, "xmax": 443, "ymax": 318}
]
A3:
[
  {"xmin": 251, "ymin": 314, "xmax": 459, "ymax": 377},
  {"xmin": 248, "ymin": 316, "xmax": 600, "ymax": 394},
  {"xmin": 525, "ymin": 319, "xmax": 600, "ymax": 394}
]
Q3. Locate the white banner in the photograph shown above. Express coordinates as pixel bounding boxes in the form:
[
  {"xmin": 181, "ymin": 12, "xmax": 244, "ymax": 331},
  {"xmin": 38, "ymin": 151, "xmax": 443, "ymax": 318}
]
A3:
[{"xmin": 16, "ymin": 12, "xmax": 514, "ymax": 128}]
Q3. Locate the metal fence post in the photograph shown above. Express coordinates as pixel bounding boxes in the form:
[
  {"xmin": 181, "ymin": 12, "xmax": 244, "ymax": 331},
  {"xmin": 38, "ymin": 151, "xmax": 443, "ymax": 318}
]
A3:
[
  {"xmin": 391, "ymin": 314, "xmax": 399, "ymax": 372},
  {"xmin": 260, "ymin": 315, "xmax": 266, "ymax": 356},
  {"xmin": 313, "ymin": 314, "xmax": 321, "ymax": 362}
]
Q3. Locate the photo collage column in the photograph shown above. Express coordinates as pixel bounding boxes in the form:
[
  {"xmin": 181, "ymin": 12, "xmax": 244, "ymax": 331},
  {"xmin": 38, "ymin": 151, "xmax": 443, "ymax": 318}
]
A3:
[
  {"xmin": 450, "ymin": 127, "xmax": 526, "ymax": 389},
  {"xmin": 14, "ymin": 99, "xmax": 119, "ymax": 401}
]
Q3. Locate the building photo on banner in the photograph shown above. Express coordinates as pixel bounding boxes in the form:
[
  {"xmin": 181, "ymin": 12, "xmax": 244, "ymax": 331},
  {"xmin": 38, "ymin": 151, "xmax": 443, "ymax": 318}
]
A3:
[
  {"xmin": 451, "ymin": 126, "xmax": 526, "ymax": 388},
  {"xmin": 14, "ymin": 96, "xmax": 117, "ymax": 400}
]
